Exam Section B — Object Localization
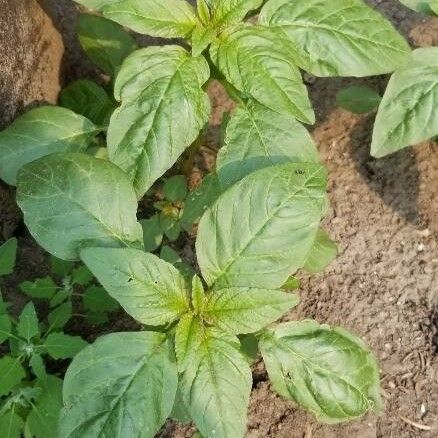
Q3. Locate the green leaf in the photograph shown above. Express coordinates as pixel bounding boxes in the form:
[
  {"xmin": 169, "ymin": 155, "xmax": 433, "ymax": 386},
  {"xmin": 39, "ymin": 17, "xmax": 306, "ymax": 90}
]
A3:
[
  {"xmin": 176, "ymin": 317, "xmax": 252, "ymax": 438},
  {"xmin": 0, "ymin": 408, "xmax": 23, "ymax": 438},
  {"xmin": 0, "ymin": 238, "xmax": 17, "ymax": 276},
  {"xmin": 303, "ymin": 228, "xmax": 337, "ymax": 273},
  {"xmin": 180, "ymin": 173, "xmax": 222, "ymax": 231},
  {"xmin": 44, "ymin": 333, "xmax": 87, "ymax": 360},
  {"xmin": 16, "ymin": 153, "xmax": 143, "ymax": 261},
  {"xmin": 71, "ymin": 265, "xmax": 94, "ymax": 286},
  {"xmin": 260, "ymin": 320, "xmax": 382, "ymax": 423},
  {"xmin": 196, "ymin": 163, "xmax": 327, "ymax": 289},
  {"xmin": 160, "ymin": 214, "xmax": 181, "ymax": 242},
  {"xmin": 49, "ymin": 290, "xmax": 70, "ymax": 308},
  {"xmin": 77, "ymin": 14, "xmax": 138, "ymax": 76},
  {"xmin": 19, "ymin": 277, "xmax": 58, "ymax": 300},
  {"xmin": 259, "ymin": 0, "xmax": 410, "ymax": 77},
  {"xmin": 282, "ymin": 276, "xmax": 300, "ymax": 291},
  {"xmin": 210, "ymin": 0, "xmax": 264, "ymax": 27},
  {"xmin": 191, "ymin": 275, "xmax": 205, "ymax": 313},
  {"xmin": 83, "ymin": 285, "xmax": 119, "ymax": 313},
  {"xmin": 17, "ymin": 302, "xmax": 40, "ymax": 342},
  {"xmin": 204, "ymin": 287, "xmax": 298, "ymax": 334},
  {"xmin": 72, "ymin": 0, "xmax": 120, "ymax": 10},
  {"xmin": 26, "ymin": 376, "xmax": 63, "ymax": 438},
  {"xmin": 29, "ymin": 354, "xmax": 47, "ymax": 381},
  {"xmin": 80, "ymin": 247, "xmax": 189, "ymax": 325},
  {"xmin": 197, "ymin": 0, "xmax": 211, "ymax": 24},
  {"xmin": 191, "ymin": 25, "xmax": 216, "ymax": 56},
  {"xmin": 211, "ymin": 25, "xmax": 314, "ymax": 124},
  {"xmin": 160, "ymin": 246, "xmax": 196, "ymax": 279},
  {"xmin": 47, "ymin": 302, "xmax": 72, "ymax": 330},
  {"xmin": 102, "ymin": 0, "xmax": 198, "ymax": 39},
  {"xmin": 50, "ymin": 256, "xmax": 74, "ymax": 279},
  {"xmin": 0, "ymin": 314, "xmax": 11, "ymax": 344},
  {"xmin": 239, "ymin": 333, "xmax": 259, "ymax": 364},
  {"xmin": 371, "ymin": 47, "xmax": 438, "ymax": 158},
  {"xmin": 140, "ymin": 215, "xmax": 164, "ymax": 252},
  {"xmin": 399, "ymin": 0, "xmax": 437, "ymax": 14},
  {"xmin": 0, "ymin": 356, "xmax": 25, "ymax": 397},
  {"xmin": 217, "ymin": 100, "xmax": 319, "ymax": 189},
  {"xmin": 59, "ymin": 331, "xmax": 177, "ymax": 438},
  {"xmin": 59, "ymin": 79, "xmax": 116, "ymax": 126},
  {"xmin": 336, "ymin": 86, "xmax": 382, "ymax": 114},
  {"xmin": 170, "ymin": 384, "xmax": 192, "ymax": 423},
  {"xmin": 163, "ymin": 175, "xmax": 187, "ymax": 202},
  {"xmin": 108, "ymin": 46, "xmax": 210, "ymax": 198},
  {"xmin": 0, "ymin": 106, "xmax": 99, "ymax": 186}
]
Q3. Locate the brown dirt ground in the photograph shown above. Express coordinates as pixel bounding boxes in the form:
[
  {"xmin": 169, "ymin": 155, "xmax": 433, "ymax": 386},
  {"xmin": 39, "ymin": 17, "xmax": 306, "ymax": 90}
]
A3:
[{"xmin": 1, "ymin": 1, "xmax": 437, "ymax": 437}]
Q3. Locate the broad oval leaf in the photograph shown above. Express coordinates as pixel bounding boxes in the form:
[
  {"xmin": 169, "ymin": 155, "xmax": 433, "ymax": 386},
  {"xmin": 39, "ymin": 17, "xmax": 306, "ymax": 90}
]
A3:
[
  {"xmin": 17, "ymin": 302, "xmax": 40, "ymax": 342},
  {"xmin": 259, "ymin": 0, "xmax": 410, "ymax": 77},
  {"xmin": 102, "ymin": 0, "xmax": 198, "ymax": 39},
  {"xmin": 0, "ymin": 356, "xmax": 25, "ymax": 397},
  {"xmin": 0, "ymin": 409, "xmax": 22, "ymax": 438},
  {"xmin": 80, "ymin": 247, "xmax": 189, "ymax": 325},
  {"xmin": 16, "ymin": 153, "xmax": 143, "ymax": 261},
  {"xmin": 59, "ymin": 331, "xmax": 177, "ymax": 438},
  {"xmin": 176, "ymin": 316, "xmax": 252, "ymax": 438},
  {"xmin": 44, "ymin": 333, "xmax": 88, "ymax": 360},
  {"xmin": 0, "ymin": 106, "xmax": 98, "ymax": 186},
  {"xmin": 336, "ymin": 85, "xmax": 382, "ymax": 114},
  {"xmin": 210, "ymin": 0, "xmax": 264, "ymax": 27},
  {"xmin": 211, "ymin": 25, "xmax": 314, "ymax": 123},
  {"xmin": 196, "ymin": 162, "xmax": 327, "ymax": 289},
  {"xmin": 217, "ymin": 100, "xmax": 319, "ymax": 188},
  {"xmin": 371, "ymin": 47, "xmax": 438, "ymax": 157},
  {"xmin": 303, "ymin": 228, "xmax": 338, "ymax": 273},
  {"xmin": 77, "ymin": 13, "xmax": 138, "ymax": 76},
  {"xmin": 108, "ymin": 46, "xmax": 210, "ymax": 198},
  {"xmin": 260, "ymin": 320, "xmax": 382, "ymax": 423},
  {"xmin": 204, "ymin": 286, "xmax": 299, "ymax": 334},
  {"xmin": 60, "ymin": 80, "xmax": 115, "ymax": 127}
]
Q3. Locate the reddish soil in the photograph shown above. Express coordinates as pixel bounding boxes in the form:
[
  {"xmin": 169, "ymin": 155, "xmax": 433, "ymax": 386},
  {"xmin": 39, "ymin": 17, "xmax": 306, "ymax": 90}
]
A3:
[{"xmin": 1, "ymin": 1, "xmax": 437, "ymax": 437}]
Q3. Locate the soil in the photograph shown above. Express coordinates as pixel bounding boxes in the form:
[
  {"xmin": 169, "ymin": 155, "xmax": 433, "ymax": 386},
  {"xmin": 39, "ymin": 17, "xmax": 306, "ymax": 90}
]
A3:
[{"xmin": 1, "ymin": 1, "xmax": 437, "ymax": 437}]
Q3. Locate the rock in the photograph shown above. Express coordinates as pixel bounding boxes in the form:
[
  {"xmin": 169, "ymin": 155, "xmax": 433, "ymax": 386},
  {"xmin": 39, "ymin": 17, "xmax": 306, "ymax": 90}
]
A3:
[{"xmin": 0, "ymin": 0, "xmax": 64, "ymax": 129}]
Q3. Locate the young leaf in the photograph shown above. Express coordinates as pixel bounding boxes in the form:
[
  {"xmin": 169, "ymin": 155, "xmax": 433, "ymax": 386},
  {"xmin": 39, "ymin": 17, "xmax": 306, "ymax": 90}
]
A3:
[
  {"xmin": 191, "ymin": 275, "xmax": 205, "ymax": 313},
  {"xmin": 83, "ymin": 285, "xmax": 119, "ymax": 313},
  {"xmin": 211, "ymin": 25, "xmax": 314, "ymax": 124},
  {"xmin": 102, "ymin": 0, "xmax": 198, "ymax": 39},
  {"xmin": 210, "ymin": 0, "xmax": 264, "ymax": 27},
  {"xmin": 399, "ymin": 0, "xmax": 437, "ymax": 14},
  {"xmin": 260, "ymin": 320, "xmax": 382, "ymax": 423},
  {"xmin": 26, "ymin": 376, "xmax": 63, "ymax": 438},
  {"xmin": 50, "ymin": 256, "xmax": 74, "ymax": 279},
  {"xmin": 71, "ymin": 265, "xmax": 94, "ymax": 286},
  {"xmin": 17, "ymin": 302, "xmax": 40, "ymax": 342},
  {"xmin": 0, "ymin": 106, "xmax": 99, "ymax": 186},
  {"xmin": 303, "ymin": 228, "xmax": 338, "ymax": 273},
  {"xmin": 19, "ymin": 277, "xmax": 58, "ymax": 300},
  {"xmin": 160, "ymin": 214, "xmax": 181, "ymax": 242},
  {"xmin": 336, "ymin": 85, "xmax": 382, "ymax": 114},
  {"xmin": 160, "ymin": 246, "xmax": 196, "ymax": 279},
  {"xmin": 259, "ymin": 0, "xmax": 410, "ymax": 77},
  {"xmin": 204, "ymin": 287, "xmax": 299, "ymax": 334},
  {"xmin": 108, "ymin": 46, "xmax": 210, "ymax": 198},
  {"xmin": 196, "ymin": 163, "xmax": 327, "ymax": 289},
  {"xmin": 49, "ymin": 290, "xmax": 70, "ymax": 308},
  {"xmin": 72, "ymin": 0, "xmax": 120, "ymax": 10},
  {"xmin": 0, "ymin": 238, "xmax": 17, "ymax": 276},
  {"xmin": 180, "ymin": 173, "xmax": 222, "ymax": 231},
  {"xmin": 59, "ymin": 332, "xmax": 177, "ymax": 438},
  {"xmin": 44, "ymin": 333, "xmax": 87, "ymax": 360},
  {"xmin": 80, "ymin": 247, "xmax": 189, "ymax": 325},
  {"xmin": 216, "ymin": 100, "xmax": 319, "ymax": 189},
  {"xmin": 191, "ymin": 25, "xmax": 216, "ymax": 56},
  {"xmin": 163, "ymin": 175, "xmax": 187, "ymax": 202},
  {"xmin": 16, "ymin": 153, "xmax": 143, "ymax": 260},
  {"xmin": 0, "ymin": 356, "xmax": 25, "ymax": 397},
  {"xmin": 47, "ymin": 302, "xmax": 73, "ymax": 330},
  {"xmin": 140, "ymin": 215, "xmax": 164, "ymax": 252},
  {"xmin": 197, "ymin": 0, "xmax": 211, "ymax": 24},
  {"xmin": 371, "ymin": 47, "xmax": 438, "ymax": 157},
  {"xmin": 282, "ymin": 276, "xmax": 300, "ymax": 291},
  {"xmin": 0, "ymin": 408, "xmax": 23, "ymax": 438},
  {"xmin": 29, "ymin": 354, "xmax": 47, "ymax": 381},
  {"xmin": 177, "ymin": 318, "xmax": 252, "ymax": 438},
  {"xmin": 60, "ymin": 79, "xmax": 116, "ymax": 126},
  {"xmin": 77, "ymin": 14, "xmax": 138, "ymax": 76}
]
